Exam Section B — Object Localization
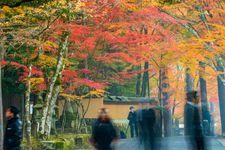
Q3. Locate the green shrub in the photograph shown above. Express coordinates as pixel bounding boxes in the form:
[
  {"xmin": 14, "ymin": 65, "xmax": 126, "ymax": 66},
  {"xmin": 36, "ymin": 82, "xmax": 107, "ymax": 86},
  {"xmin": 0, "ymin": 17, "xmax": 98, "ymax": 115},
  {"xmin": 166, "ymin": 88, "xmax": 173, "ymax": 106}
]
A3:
[
  {"xmin": 22, "ymin": 137, "xmax": 42, "ymax": 150},
  {"xmin": 22, "ymin": 134, "xmax": 91, "ymax": 150},
  {"xmin": 74, "ymin": 134, "xmax": 90, "ymax": 149},
  {"xmin": 50, "ymin": 134, "xmax": 91, "ymax": 150},
  {"xmin": 41, "ymin": 140, "xmax": 65, "ymax": 150},
  {"xmin": 115, "ymin": 123, "xmax": 130, "ymax": 138}
]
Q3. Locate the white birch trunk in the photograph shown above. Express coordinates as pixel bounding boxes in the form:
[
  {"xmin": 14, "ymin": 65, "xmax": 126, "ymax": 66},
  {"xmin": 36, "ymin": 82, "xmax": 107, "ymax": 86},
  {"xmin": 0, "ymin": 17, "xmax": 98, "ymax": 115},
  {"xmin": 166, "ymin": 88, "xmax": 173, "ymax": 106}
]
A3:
[
  {"xmin": 45, "ymin": 53, "xmax": 67, "ymax": 136},
  {"xmin": 39, "ymin": 31, "xmax": 69, "ymax": 138},
  {"xmin": 25, "ymin": 65, "xmax": 32, "ymax": 149},
  {"xmin": 45, "ymin": 85, "xmax": 60, "ymax": 135}
]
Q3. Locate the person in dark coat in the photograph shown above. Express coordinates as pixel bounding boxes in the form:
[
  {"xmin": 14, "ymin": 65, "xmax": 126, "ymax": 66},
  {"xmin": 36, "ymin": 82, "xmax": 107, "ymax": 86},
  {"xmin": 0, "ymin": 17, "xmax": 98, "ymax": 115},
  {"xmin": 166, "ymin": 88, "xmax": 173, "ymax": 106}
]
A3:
[
  {"xmin": 91, "ymin": 108, "xmax": 117, "ymax": 150},
  {"xmin": 142, "ymin": 104, "xmax": 156, "ymax": 150},
  {"xmin": 4, "ymin": 106, "xmax": 22, "ymax": 150},
  {"xmin": 127, "ymin": 106, "xmax": 138, "ymax": 138},
  {"xmin": 137, "ymin": 103, "xmax": 144, "ymax": 143},
  {"xmin": 184, "ymin": 91, "xmax": 205, "ymax": 150}
]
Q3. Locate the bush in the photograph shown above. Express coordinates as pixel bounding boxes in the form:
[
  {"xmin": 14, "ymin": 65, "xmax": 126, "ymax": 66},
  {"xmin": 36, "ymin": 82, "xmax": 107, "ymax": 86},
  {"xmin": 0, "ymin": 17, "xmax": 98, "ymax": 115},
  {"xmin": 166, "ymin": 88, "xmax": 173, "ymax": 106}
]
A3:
[
  {"xmin": 22, "ymin": 134, "xmax": 92, "ymax": 150},
  {"xmin": 22, "ymin": 137, "xmax": 42, "ymax": 150},
  {"xmin": 74, "ymin": 134, "xmax": 90, "ymax": 149},
  {"xmin": 49, "ymin": 134, "xmax": 91, "ymax": 150},
  {"xmin": 115, "ymin": 123, "xmax": 130, "ymax": 138},
  {"xmin": 41, "ymin": 140, "xmax": 65, "ymax": 150}
]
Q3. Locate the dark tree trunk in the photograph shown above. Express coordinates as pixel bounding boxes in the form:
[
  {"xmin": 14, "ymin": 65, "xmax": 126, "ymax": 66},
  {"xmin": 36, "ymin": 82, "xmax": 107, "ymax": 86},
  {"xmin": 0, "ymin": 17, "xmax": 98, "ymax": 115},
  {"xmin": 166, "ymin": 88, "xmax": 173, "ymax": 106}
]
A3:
[
  {"xmin": 199, "ymin": 62, "xmax": 208, "ymax": 104},
  {"xmin": 158, "ymin": 69, "xmax": 163, "ymax": 137},
  {"xmin": 0, "ymin": 47, "xmax": 5, "ymax": 150},
  {"xmin": 141, "ymin": 62, "xmax": 150, "ymax": 97},
  {"xmin": 210, "ymin": 102, "xmax": 215, "ymax": 136},
  {"xmin": 217, "ymin": 77, "xmax": 225, "ymax": 135},
  {"xmin": 199, "ymin": 62, "xmax": 210, "ymax": 135},
  {"xmin": 216, "ymin": 60, "xmax": 225, "ymax": 136},
  {"xmin": 140, "ymin": 26, "xmax": 150, "ymax": 97},
  {"xmin": 185, "ymin": 68, "xmax": 193, "ymax": 93},
  {"xmin": 0, "ymin": 53, "xmax": 3, "ymax": 150},
  {"xmin": 147, "ymin": 74, "xmax": 150, "ymax": 97},
  {"xmin": 161, "ymin": 68, "xmax": 172, "ymax": 137},
  {"xmin": 136, "ymin": 65, "xmax": 141, "ymax": 96}
]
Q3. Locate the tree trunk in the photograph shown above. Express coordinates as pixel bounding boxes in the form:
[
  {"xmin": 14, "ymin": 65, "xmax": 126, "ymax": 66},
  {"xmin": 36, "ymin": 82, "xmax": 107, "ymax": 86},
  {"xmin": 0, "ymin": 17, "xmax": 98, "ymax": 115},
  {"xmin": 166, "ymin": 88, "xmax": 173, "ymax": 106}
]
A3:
[
  {"xmin": 218, "ymin": 77, "xmax": 225, "ymax": 136},
  {"xmin": 199, "ymin": 62, "xmax": 210, "ymax": 135},
  {"xmin": 136, "ymin": 65, "xmax": 141, "ymax": 96},
  {"xmin": 61, "ymin": 100, "xmax": 67, "ymax": 133},
  {"xmin": 172, "ymin": 98, "xmax": 176, "ymax": 126},
  {"xmin": 210, "ymin": 102, "xmax": 215, "ymax": 136},
  {"xmin": 216, "ymin": 59, "xmax": 225, "ymax": 136},
  {"xmin": 141, "ymin": 62, "xmax": 149, "ymax": 97},
  {"xmin": 199, "ymin": 62, "xmax": 208, "ymax": 105},
  {"xmin": 185, "ymin": 68, "xmax": 193, "ymax": 93},
  {"xmin": 24, "ymin": 65, "xmax": 32, "ymax": 149},
  {"xmin": 158, "ymin": 69, "xmax": 163, "ymax": 137},
  {"xmin": 45, "ymin": 85, "xmax": 60, "ymax": 136},
  {"xmin": 45, "ymin": 45, "xmax": 67, "ymax": 136},
  {"xmin": 0, "ymin": 48, "xmax": 4, "ymax": 150},
  {"xmin": 39, "ymin": 31, "xmax": 69, "ymax": 138},
  {"xmin": 140, "ymin": 26, "xmax": 150, "ymax": 97},
  {"xmin": 161, "ymin": 68, "xmax": 172, "ymax": 137}
]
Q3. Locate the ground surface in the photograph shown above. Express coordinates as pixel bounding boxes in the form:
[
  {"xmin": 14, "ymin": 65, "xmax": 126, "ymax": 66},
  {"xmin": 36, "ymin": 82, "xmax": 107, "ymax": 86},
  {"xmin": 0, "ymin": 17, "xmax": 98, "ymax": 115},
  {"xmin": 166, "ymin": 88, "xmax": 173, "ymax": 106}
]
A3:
[{"xmin": 115, "ymin": 136, "xmax": 225, "ymax": 150}]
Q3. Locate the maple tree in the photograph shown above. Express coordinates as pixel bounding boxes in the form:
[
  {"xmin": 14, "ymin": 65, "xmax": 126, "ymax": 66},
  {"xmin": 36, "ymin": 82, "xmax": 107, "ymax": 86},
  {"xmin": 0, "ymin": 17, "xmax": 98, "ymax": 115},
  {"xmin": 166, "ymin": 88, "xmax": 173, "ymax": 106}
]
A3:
[
  {"xmin": 0, "ymin": 0, "xmax": 105, "ymax": 139},
  {"xmin": 110, "ymin": 0, "xmax": 187, "ymax": 136},
  {"xmin": 169, "ymin": 0, "xmax": 225, "ymax": 135}
]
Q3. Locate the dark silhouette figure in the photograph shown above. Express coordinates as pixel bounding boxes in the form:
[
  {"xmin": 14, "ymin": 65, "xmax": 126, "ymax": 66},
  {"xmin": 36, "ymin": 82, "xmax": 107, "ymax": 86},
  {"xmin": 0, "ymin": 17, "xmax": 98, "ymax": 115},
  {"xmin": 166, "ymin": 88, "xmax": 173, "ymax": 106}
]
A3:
[
  {"xmin": 4, "ymin": 106, "xmax": 22, "ymax": 150},
  {"xmin": 184, "ymin": 91, "xmax": 206, "ymax": 150},
  {"xmin": 137, "ymin": 104, "xmax": 144, "ymax": 143},
  {"xmin": 119, "ymin": 130, "xmax": 127, "ymax": 139},
  {"xmin": 202, "ymin": 106, "xmax": 211, "ymax": 136},
  {"xmin": 91, "ymin": 108, "xmax": 117, "ymax": 150},
  {"xmin": 127, "ymin": 106, "xmax": 138, "ymax": 138},
  {"xmin": 142, "ymin": 107, "xmax": 156, "ymax": 150}
]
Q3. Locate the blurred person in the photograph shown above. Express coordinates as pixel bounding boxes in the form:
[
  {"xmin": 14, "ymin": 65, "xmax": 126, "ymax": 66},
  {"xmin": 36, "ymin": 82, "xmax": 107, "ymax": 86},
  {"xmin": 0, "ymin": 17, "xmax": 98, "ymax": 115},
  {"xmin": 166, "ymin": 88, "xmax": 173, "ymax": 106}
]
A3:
[
  {"xmin": 137, "ymin": 103, "xmax": 144, "ymax": 143},
  {"xmin": 184, "ymin": 91, "xmax": 206, "ymax": 150},
  {"xmin": 202, "ymin": 104, "xmax": 211, "ymax": 136},
  {"xmin": 127, "ymin": 106, "xmax": 138, "ymax": 138},
  {"xmin": 142, "ymin": 102, "xmax": 156, "ymax": 150},
  {"xmin": 4, "ymin": 106, "xmax": 22, "ymax": 150},
  {"xmin": 91, "ymin": 108, "xmax": 118, "ymax": 150},
  {"xmin": 119, "ymin": 130, "xmax": 127, "ymax": 139}
]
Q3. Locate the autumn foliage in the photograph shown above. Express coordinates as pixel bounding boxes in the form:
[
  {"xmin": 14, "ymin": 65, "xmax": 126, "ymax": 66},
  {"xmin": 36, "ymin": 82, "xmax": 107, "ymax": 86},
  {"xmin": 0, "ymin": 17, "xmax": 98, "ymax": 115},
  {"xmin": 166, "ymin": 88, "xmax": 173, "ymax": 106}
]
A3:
[{"xmin": 1, "ymin": 0, "xmax": 225, "ymax": 129}]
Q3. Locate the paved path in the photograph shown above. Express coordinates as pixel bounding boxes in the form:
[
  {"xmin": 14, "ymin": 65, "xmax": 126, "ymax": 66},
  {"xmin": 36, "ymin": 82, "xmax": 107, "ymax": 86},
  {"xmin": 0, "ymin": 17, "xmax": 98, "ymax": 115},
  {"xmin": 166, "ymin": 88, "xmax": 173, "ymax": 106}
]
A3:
[{"xmin": 115, "ymin": 137, "xmax": 225, "ymax": 150}]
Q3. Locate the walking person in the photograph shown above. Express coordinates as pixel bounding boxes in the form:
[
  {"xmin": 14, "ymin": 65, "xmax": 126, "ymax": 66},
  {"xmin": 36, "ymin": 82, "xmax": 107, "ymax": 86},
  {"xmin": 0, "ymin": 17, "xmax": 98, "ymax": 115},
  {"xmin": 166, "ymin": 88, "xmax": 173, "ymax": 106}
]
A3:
[
  {"xmin": 142, "ymin": 103, "xmax": 156, "ymax": 150},
  {"xmin": 137, "ymin": 103, "xmax": 144, "ymax": 143},
  {"xmin": 184, "ymin": 91, "xmax": 206, "ymax": 150},
  {"xmin": 91, "ymin": 108, "xmax": 117, "ymax": 150},
  {"xmin": 127, "ymin": 106, "xmax": 138, "ymax": 138},
  {"xmin": 4, "ymin": 106, "xmax": 22, "ymax": 150}
]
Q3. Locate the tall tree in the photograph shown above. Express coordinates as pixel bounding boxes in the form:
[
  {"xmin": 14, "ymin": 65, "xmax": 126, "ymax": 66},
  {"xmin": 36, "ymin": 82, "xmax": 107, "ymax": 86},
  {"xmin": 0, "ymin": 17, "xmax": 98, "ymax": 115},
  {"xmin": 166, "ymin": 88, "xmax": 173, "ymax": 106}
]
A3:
[
  {"xmin": 161, "ymin": 67, "xmax": 172, "ymax": 136},
  {"xmin": 136, "ymin": 65, "xmax": 142, "ymax": 96},
  {"xmin": 216, "ymin": 59, "xmax": 225, "ymax": 136},
  {"xmin": 0, "ymin": 46, "xmax": 4, "ymax": 150},
  {"xmin": 185, "ymin": 68, "xmax": 193, "ymax": 93},
  {"xmin": 141, "ymin": 62, "xmax": 150, "ymax": 97},
  {"xmin": 39, "ymin": 31, "xmax": 69, "ymax": 138},
  {"xmin": 167, "ymin": 0, "xmax": 225, "ymax": 135},
  {"xmin": 199, "ymin": 62, "xmax": 210, "ymax": 131},
  {"xmin": 24, "ymin": 65, "xmax": 32, "ymax": 148}
]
